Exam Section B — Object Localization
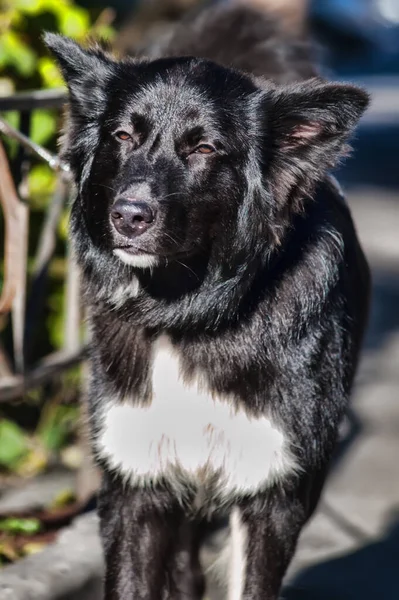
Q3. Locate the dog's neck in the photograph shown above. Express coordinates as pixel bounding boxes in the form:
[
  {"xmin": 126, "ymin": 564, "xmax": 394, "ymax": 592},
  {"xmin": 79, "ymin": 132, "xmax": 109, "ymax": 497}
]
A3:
[
  {"xmin": 101, "ymin": 252, "xmax": 265, "ymax": 333},
  {"xmin": 81, "ymin": 178, "xmax": 343, "ymax": 334}
]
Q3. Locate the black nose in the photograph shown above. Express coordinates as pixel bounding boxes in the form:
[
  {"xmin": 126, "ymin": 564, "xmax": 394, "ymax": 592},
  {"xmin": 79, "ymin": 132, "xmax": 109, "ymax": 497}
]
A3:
[{"xmin": 110, "ymin": 198, "xmax": 155, "ymax": 238}]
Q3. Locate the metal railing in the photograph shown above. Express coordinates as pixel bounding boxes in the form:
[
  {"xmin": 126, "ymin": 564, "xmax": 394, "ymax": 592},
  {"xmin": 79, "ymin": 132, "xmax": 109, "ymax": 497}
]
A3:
[{"xmin": 0, "ymin": 88, "xmax": 85, "ymax": 402}]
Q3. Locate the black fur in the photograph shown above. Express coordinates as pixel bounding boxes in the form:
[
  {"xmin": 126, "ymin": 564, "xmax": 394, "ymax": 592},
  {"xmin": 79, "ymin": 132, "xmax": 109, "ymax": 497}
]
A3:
[{"xmin": 45, "ymin": 4, "xmax": 370, "ymax": 599}]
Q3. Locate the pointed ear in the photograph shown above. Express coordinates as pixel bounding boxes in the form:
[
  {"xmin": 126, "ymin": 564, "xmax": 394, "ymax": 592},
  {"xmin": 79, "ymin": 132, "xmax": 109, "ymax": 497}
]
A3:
[
  {"xmin": 43, "ymin": 33, "xmax": 114, "ymax": 118},
  {"xmin": 264, "ymin": 79, "xmax": 370, "ymax": 204}
]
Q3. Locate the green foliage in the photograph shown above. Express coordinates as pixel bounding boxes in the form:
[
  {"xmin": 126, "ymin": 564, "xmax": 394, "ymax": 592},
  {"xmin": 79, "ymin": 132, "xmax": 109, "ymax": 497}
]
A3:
[
  {"xmin": 36, "ymin": 401, "xmax": 79, "ymax": 452},
  {"xmin": 0, "ymin": 517, "xmax": 41, "ymax": 535},
  {"xmin": 0, "ymin": 0, "xmax": 116, "ymax": 280},
  {"xmin": 51, "ymin": 488, "xmax": 76, "ymax": 508},
  {"xmin": 0, "ymin": 0, "xmax": 115, "ymax": 95},
  {"xmin": 0, "ymin": 0, "xmax": 115, "ymax": 174},
  {"xmin": 0, "ymin": 1, "xmax": 114, "ymax": 475},
  {"xmin": 0, "ymin": 399, "xmax": 80, "ymax": 476},
  {"xmin": 0, "ymin": 30, "xmax": 36, "ymax": 78},
  {"xmin": 28, "ymin": 164, "xmax": 57, "ymax": 209},
  {"xmin": 0, "ymin": 420, "xmax": 29, "ymax": 469}
]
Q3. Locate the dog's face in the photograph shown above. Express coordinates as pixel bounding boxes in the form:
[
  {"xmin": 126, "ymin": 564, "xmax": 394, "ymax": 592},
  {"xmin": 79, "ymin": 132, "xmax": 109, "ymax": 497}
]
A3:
[
  {"xmin": 72, "ymin": 55, "xmax": 258, "ymax": 270},
  {"xmin": 45, "ymin": 34, "xmax": 368, "ymax": 272}
]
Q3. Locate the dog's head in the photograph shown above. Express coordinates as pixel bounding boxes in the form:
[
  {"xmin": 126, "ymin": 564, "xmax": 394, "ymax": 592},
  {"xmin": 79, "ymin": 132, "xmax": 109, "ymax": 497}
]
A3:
[{"xmin": 45, "ymin": 34, "xmax": 368, "ymax": 274}]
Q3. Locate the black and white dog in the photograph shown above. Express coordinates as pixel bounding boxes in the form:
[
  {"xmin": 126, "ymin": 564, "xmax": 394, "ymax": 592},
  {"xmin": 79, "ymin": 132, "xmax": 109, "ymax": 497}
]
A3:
[{"xmin": 45, "ymin": 4, "xmax": 370, "ymax": 599}]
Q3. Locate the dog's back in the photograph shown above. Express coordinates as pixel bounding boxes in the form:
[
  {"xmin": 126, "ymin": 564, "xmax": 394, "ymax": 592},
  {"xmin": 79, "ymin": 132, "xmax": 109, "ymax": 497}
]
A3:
[{"xmin": 146, "ymin": 4, "xmax": 317, "ymax": 82}]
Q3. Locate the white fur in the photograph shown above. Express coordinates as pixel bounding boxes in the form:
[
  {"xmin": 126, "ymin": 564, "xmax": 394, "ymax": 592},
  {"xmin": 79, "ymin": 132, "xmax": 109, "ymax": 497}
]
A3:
[
  {"xmin": 109, "ymin": 278, "xmax": 140, "ymax": 307},
  {"xmin": 96, "ymin": 337, "xmax": 297, "ymax": 499},
  {"xmin": 203, "ymin": 535, "xmax": 231, "ymax": 599},
  {"xmin": 113, "ymin": 249, "xmax": 159, "ymax": 268},
  {"xmin": 202, "ymin": 509, "xmax": 247, "ymax": 600},
  {"xmin": 228, "ymin": 508, "xmax": 247, "ymax": 600}
]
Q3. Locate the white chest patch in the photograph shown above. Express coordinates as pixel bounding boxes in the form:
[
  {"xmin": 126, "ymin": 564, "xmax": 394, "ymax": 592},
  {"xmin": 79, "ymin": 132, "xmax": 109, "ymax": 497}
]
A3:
[
  {"xmin": 109, "ymin": 278, "xmax": 140, "ymax": 308},
  {"xmin": 96, "ymin": 338, "xmax": 297, "ymax": 499}
]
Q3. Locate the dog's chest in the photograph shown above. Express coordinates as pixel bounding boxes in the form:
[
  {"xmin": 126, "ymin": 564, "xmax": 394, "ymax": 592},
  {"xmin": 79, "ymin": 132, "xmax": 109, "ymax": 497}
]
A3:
[{"xmin": 97, "ymin": 337, "xmax": 296, "ymax": 497}]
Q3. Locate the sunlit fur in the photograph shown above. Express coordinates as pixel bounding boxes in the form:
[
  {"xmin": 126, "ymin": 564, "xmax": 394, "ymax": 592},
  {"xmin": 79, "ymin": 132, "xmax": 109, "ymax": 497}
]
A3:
[
  {"xmin": 95, "ymin": 337, "xmax": 299, "ymax": 501},
  {"xmin": 45, "ymin": 4, "xmax": 370, "ymax": 599},
  {"xmin": 113, "ymin": 249, "xmax": 159, "ymax": 269}
]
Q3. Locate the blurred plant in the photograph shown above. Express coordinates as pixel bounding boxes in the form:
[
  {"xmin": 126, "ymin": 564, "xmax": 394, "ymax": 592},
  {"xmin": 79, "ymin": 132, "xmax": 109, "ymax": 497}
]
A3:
[
  {"xmin": 0, "ymin": 0, "xmax": 115, "ymax": 201},
  {"xmin": 0, "ymin": 419, "xmax": 29, "ymax": 471},
  {"xmin": 0, "ymin": 0, "xmax": 115, "ymax": 93},
  {"xmin": 0, "ymin": 1, "xmax": 113, "ymax": 516},
  {"xmin": 0, "ymin": 491, "xmax": 79, "ymax": 565},
  {"xmin": 0, "ymin": 397, "xmax": 80, "ymax": 477},
  {"xmin": 0, "ymin": 518, "xmax": 41, "ymax": 535},
  {"xmin": 0, "ymin": 517, "xmax": 42, "ymax": 564}
]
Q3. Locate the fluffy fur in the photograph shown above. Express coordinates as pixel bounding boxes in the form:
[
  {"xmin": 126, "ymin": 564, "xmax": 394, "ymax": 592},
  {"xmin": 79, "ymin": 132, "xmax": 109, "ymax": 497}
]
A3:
[
  {"xmin": 45, "ymin": 4, "xmax": 370, "ymax": 599},
  {"xmin": 95, "ymin": 336, "xmax": 298, "ymax": 500}
]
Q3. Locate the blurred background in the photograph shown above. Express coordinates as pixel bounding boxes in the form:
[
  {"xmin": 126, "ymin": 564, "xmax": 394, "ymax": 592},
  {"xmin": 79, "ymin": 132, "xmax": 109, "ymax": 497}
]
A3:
[{"xmin": 0, "ymin": 1, "xmax": 398, "ymax": 598}]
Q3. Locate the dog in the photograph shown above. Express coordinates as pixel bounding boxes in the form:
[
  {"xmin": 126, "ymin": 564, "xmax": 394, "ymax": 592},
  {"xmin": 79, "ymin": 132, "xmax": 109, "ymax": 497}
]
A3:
[{"xmin": 45, "ymin": 4, "xmax": 370, "ymax": 599}]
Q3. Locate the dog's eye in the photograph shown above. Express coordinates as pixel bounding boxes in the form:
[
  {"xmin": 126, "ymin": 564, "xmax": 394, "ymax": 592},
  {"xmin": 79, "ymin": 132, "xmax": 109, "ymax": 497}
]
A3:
[
  {"xmin": 193, "ymin": 144, "xmax": 215, "ymax": 155},
  {"xmin": 115, "ymin": 131, "xmax": 132, "ymax": 141}
]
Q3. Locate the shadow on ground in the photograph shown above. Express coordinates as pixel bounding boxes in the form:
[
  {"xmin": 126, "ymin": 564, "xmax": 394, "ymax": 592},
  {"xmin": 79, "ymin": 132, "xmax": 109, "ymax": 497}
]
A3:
[{"xmin": 284, "ymin": 512, "xmax": 399, "ymax": 600}]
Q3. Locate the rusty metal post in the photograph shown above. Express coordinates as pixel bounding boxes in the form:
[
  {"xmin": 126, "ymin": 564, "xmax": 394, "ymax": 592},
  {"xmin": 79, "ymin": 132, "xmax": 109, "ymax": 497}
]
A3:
[{"xmin": 0, "ymin": 139, "xmax": 29, "ymax": 373}]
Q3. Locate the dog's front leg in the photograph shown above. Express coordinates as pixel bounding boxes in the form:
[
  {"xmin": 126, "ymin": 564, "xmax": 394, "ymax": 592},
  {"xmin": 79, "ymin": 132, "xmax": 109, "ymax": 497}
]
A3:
[
  {"xmin": 98, "ymin": 473, "xmax": 184, "ymax": 600},
  {"xmin": 227, "ymin": 485, "xmax": 309, "ymax": 600}
]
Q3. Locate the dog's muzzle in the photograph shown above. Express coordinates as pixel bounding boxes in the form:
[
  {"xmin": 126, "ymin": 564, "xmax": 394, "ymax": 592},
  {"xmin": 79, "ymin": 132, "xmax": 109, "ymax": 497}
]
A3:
[{"xmin": 111, "ymin": 197, "xmax": 155, "ymax": 238}]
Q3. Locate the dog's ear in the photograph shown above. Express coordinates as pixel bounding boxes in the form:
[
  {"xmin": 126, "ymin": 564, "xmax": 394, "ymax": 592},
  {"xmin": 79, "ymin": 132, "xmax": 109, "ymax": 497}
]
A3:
[
  {"xmin": 263, "ymin": 79, "xmax": 369, "ymax": 204},
  {"xmin": 43, "ymin": 33, "xmax": 113, "ymax": 118}
]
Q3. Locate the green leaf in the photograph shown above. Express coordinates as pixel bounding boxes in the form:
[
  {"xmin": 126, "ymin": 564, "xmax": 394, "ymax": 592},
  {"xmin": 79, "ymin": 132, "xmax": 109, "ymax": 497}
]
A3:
[
  {"xmin": 58, "ymin": 206, "xmax": 70, "ymax": 240},
  {"xmin": 28, "ymin": 164, "xmax": 56, "ymax": 209},
  {"xmin": 51, "ymin": 488, "xmax": 76, "ymax": 508},
  {"xmin": 36, "ymin": 403, "xmax": 79, "ymax": 452},
  {"xmin": 37, "ymin": 56, "xmax": 64, "ymax": 89},
  {"xmin": 0, "ymin": 419, "xmax": 29, "ymax": 469},
  {"xmin": 59, "ymin": 7, "xmax": 90, "ymax": 39},
  {"xmin": 0, "ymin": 31, "xmax": 36, "ymax": 77},
  {"xmin": 13, "ymin": 0, "xmax": 42, "ymax": 14},
  {"xmin": 0, "ymin": 518, "xmax": 41, "ymax": 535},
  {"xmin": 31, "ymin": 109, "xmax": 57, "ymax": 146}
]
